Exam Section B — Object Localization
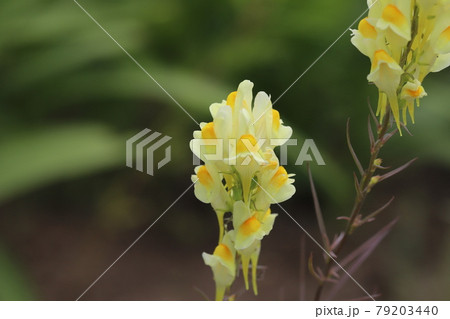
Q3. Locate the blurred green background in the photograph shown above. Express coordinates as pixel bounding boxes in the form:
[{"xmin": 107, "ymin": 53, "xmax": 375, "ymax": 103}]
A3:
[{"xmin": 0, "ymin": 0, "xmax": 449, "ymax": 300}]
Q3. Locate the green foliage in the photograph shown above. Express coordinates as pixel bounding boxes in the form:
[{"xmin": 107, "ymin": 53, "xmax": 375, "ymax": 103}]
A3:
[
  {"xmin": 0, "ymin": 124, "xmax": 124, "ymax": 202},
  {"xmin": 0, "ymin": 242, "xmax": 35, "ymax": 300}
]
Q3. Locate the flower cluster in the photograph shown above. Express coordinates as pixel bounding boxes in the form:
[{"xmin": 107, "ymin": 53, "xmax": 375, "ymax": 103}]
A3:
[
  {"xmin": 190, "ymin": 80, "xmax": 295, "ymax": 300},
  {"xmin": 351, "ymin": 0, "xmax": 450, "ymax": 132}
]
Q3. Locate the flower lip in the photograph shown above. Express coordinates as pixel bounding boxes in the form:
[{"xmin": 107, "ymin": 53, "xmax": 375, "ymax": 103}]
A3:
[
  {"xmin": 272, "ymin": 109, "xmax": 280, "ymax": 130},
  {"xmin": 381, "ymin": 4, "xmax": 406, "ymax": 28},
  {"xmin": 213, "ymin": 243, "xmax": 233, "ymax": 262},
  {"xmin": 201, "ymin": 122, "xmax": 216, "ymax": 139},
  {"xmin": 226, "ymin": 91, "xmax": 237, "ymax": 108},
  {"xmin": 358, "ymin": 18, "xmax": 377, "ymax": 39},
  {"xmin": 371, "ymin": 50, "xmax": 398, "ymax": 71},
  {"xmin": 270, "ymin": 166, "xmax": 289, "ymax": 188},
  {"xmin": 407, "ymin": 87, "xmax": 424, "ymax": 98},
  {"xmin": 197, "ymin": 165, "xmax": 213, "ymax": 187},
  {"xmin": 237, "ymin": 134, "xmax": 259, "ymax": 154},
  {"xmin": 240, "ymin": 216, "xmax": 261, "ymax": 236}
]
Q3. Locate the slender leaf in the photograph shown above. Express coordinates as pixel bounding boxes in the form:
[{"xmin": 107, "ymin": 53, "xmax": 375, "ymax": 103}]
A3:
[
  {"xmin": 362, "ymin": 196, "xmax": 395, "ymax": 224},
  {"xmin": 368, "ymin": 115, "xmax": 375, "ymax": 150},
  {"xmin": 326, "ymin": 219, "xmax": 398, "ymax": 300},
  {"xmin": 379, "ymin": 158, "xmax": 418, "ymax": 182},
  {"xmin": 346, "ymin": 119, "xmax": 364, "ymax": 176},
  {"xmin": 307, "ymin": 164, "xmax": 330, "ymax": 251}
]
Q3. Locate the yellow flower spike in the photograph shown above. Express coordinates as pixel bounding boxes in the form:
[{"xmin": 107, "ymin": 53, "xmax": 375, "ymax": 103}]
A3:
[
  {"xmin": 352, "ymin": 0, "xmax": 450, "ymax": 133},
  {"xmin": 358, "ymin": 18, "xmax": 377, "ymax": 39},
  {"xmin": 191, "ymin": 80, "xmax": 296, "ymax": 298}
]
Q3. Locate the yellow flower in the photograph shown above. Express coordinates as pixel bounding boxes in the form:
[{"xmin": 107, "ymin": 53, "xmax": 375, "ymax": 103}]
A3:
[
  {"xmin": 367, "ymin": 50, "xmax": 404, "ymax": 130},
  {"xmin": 400, "ymin": 79, "xmax": 427, "ymax": 124},
  {"xmin": 192, "ymin": 164, "xmax": 232, "ymax": 211},
  {"xmin": 351, "ymin": 17, "xmax": 379, "ymax": 58},
  {"xmin": 190, "ymin": 80, "xmax": 295, "ymax": 208},
  {"xmin": 374, "ymin": 1, "xmax": 412, "ymax": 42},
  {"xmin": 191, "ymin": 80, "xmax": 295, "ymax": 298},
  {"xmin": 232, "ymin": 201, "xmax": 276, "ymax": 295},
  {"xmin": 190, "ymin": 80, "xmax": 292, "ymax": 163},
  {"xmin": 192, "ymin": 163, "xmax": 233, "ymax": 242},
  {"xmin": 253, "ymin": 149, "xmax": 296, "ymax": 211},
  {"xmin": 202, "ymin": 231, "xmax": 236, "ymax": 301},
  {"xmin": 351, "ymin": 0, "xmax": 450, "ymax": 132}
]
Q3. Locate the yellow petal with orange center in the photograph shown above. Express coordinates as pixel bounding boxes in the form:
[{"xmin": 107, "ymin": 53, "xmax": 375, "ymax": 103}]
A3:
[
  {"xmin": 213, "ymin": 244, "xmax": 233, "ymax": 262},
  {"xmin": 270, "ymin": 166, "xmax": 288, "ymax": 188},
  {"xmin": 226, "ymin": 91, "xmax": 237, "ymax": 108},
  {"xmin": 358, "ymin": 18, "xmax": 377, "ymax": 39},
  {"xmin": 201, "ymin": 122, "xmax": 216, "ymax": 139},
  {"xmin": 272, "ymin": 109, "xmax": 280, "ymax": 130},
  {"xmin": 371, "ymin": 49, "xmax": 395, "ymax": 70},
  {"xmin": 236, "ymin": 134, "xmax": 258, "ymax": 153},
  {"xmin": 381, "ymin": 4, "xmax": 406, "ymax": 28},
  {"xmin": 197, "ymin": 165, "xmax": 213, "ymax": 187},
  {"xmin": 240, "ymin": 216, "xmax": 261, "ymax": 236},
  {"xmin": 407, "ymin": 86, "xmax": 424, "ymax": 98}
]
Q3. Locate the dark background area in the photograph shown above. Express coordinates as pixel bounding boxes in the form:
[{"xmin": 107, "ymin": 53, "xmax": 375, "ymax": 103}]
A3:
[{"xmin": 0, "ymin": 0, "xmax": 449, "ymax": 300}]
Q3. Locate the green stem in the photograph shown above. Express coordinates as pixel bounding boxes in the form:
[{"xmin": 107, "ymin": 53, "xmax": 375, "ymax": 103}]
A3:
[
  {"xmin": 216, "ymin": 210, "xmax": 225, "ymax": 244},
  {"xmin": 314, "ymin": 110, "xmax": 392, "ymax": 301},
  {"xmin": 313, "ymin": 5, "xmax": 419, "ymax": 300}
]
